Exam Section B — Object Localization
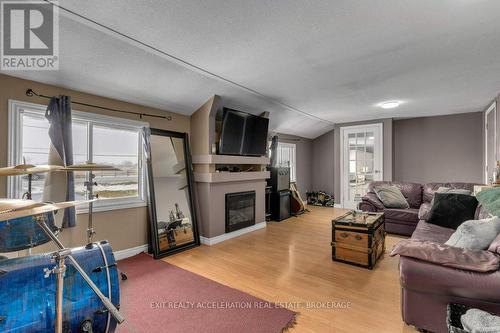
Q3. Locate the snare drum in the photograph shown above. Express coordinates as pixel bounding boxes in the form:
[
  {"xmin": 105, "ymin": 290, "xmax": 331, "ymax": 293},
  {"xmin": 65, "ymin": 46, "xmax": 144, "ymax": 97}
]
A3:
[
  {"xmin": 0, "ymin": 241, "xmax": 120, "ymax": 333},
  {"xmin": 0, "ymin": 212, "xmax": 58, "ymax": 252}
]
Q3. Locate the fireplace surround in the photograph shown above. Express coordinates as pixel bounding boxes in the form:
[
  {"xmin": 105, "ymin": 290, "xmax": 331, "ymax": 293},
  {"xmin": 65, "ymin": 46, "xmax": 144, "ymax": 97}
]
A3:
[{"xmin": 225, "ymin": 191, "xmax": 256, "ymax": 233}]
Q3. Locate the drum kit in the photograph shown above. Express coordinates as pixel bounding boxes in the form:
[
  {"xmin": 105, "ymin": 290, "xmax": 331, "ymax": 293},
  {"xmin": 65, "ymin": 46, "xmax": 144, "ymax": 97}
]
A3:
[{"xmin": 0, "ymin": 163, "xmax": 125, "ymax": 333}]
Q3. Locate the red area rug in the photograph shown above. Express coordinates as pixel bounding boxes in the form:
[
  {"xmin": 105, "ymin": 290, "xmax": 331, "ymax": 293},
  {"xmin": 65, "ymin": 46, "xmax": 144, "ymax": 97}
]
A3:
[{"xmin": 116, "ymin": 253, "xmax": 296, "ymax": 333}]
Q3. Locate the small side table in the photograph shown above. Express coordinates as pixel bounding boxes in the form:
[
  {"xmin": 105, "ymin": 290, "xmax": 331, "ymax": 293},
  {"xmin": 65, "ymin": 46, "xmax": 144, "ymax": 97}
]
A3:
[{"xmin": 331, "ymin": 211, "xmax": 385, "ymax": 269}]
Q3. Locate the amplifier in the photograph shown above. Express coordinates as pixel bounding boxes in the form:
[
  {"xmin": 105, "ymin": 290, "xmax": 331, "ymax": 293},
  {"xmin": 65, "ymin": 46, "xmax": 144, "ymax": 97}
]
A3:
[
  {"xmin": 269, "ymin": 167, "xmax": 290, "ymax": 192},
  {"xmin": 271, "ymin": 190, "xmax": 291, "ymax": 222}
]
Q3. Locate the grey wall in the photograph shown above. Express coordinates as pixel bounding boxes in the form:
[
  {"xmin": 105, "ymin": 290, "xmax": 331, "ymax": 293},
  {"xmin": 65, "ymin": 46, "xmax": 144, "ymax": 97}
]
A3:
[
  {"xmin": 274, "ymin": 133, "xmax": 312, "ymax": 199},
  {"xmin": 312, "ymin": 130, "xmax": 334, "ymax": 194},
  {"xmin": 333, "ymin": 118, "xmax": 394, "ymax": 203},
  {"xmin": 393, "ymin": 112, "xmax": 483, "ymax": 184}
]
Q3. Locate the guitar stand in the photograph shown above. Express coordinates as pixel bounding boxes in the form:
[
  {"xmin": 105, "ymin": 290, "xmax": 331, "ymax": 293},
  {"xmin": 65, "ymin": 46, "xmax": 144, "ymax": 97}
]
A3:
[{"xmin": 35, "ymin": 215, "xmax": 125, "ymax": 333}]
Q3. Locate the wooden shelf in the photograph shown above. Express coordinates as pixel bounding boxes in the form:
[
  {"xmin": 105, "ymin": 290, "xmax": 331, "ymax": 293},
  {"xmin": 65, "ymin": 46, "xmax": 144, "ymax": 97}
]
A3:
[
  {"xmin": 192, "ymin": 154, "xmax": 269, "ymax": 165},
  {"xmin": 194, "ymin": 171, "xmax": 270, "ymax": 183}
]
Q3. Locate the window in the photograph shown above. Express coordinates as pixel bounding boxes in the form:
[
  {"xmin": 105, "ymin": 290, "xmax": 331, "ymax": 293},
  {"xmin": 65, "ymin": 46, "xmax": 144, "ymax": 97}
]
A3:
[
  {"xmin": 277, "ymin": 142, "xmax": 296, "ymax": 182},
  {"xmin": 8, "ymin": 100, "xmax": 148, "ymax": 212}
]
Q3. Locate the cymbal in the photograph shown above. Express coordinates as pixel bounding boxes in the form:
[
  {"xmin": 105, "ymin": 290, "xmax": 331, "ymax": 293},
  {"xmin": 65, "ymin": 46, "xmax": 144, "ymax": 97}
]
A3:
[
  {"xmin": 0, "ymin": 164, "xmax": 65, "ymax": 176},
  {"xmin": 0, "ymin": 199, "xmax": 97, "ymax": 221},
  {"xmin": 0, "ymin": 199, "xmax": 40, "ymax": 213},
  {"xmin": 60, "ymin": 163, "xmax": 120, "ymax": 171}
]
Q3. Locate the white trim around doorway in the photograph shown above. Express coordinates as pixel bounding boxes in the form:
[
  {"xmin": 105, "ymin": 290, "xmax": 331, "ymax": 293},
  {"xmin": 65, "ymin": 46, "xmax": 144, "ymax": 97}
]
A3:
[{"xmin": 339, "ymin": 123, "xmax": 384, "ymax": 208}]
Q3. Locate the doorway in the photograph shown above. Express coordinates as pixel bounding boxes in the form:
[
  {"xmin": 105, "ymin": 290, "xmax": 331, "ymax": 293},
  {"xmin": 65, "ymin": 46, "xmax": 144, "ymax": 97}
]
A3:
[{"xmin": 340, "ymin": 124, "xmax": 383, "ymax": 209}]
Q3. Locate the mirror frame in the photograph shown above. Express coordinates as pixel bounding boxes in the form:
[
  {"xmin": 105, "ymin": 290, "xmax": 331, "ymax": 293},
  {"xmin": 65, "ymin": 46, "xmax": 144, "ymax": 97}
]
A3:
[{"xmin": 147, "ymin": 128, "xmax": 200, "ymax": 258}]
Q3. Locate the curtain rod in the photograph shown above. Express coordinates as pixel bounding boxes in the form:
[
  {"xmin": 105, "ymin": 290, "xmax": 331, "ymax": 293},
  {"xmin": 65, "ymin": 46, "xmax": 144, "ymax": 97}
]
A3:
[{"xmin": 25, "ymin": 89, "xmax": 172, "ymax": 121}]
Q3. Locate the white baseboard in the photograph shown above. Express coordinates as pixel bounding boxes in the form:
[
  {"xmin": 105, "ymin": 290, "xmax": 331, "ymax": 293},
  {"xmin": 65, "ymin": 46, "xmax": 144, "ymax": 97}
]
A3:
[
  {"xmin": 200, "ymin": 222, "xmax": 267, "ymax": 246},
  {"xmin": 334, "ymin": 203, "xmax": 343, "ymax": 208},
  {"xmin": 114, "ymin": 244, "xmax": 148, "ymax": 261}
]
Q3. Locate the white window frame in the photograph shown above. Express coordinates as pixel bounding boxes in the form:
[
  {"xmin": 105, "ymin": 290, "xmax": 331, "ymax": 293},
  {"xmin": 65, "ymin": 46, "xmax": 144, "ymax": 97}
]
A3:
[
  {"xmin": 8, "ymin": 99, "xmax": 149, "ymax": 213},
  {"xmin": 277, "ymin": 142, "xmax": 297, "ymax": 182}
]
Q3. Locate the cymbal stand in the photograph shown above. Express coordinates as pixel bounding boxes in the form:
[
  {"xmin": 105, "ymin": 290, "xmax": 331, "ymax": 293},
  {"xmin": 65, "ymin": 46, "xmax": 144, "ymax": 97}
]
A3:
[
  {"xmin": 35, "ymin": 214, "xmax": 125, "ymax": 333},
  {"xmin": 23, "ymin": 173, "xmax": 33, "ymax": 255},
  {"xmin": 43, "ymin": 247, "xmax": 70, "ymax": 333},
  {"xmin": 22, "ymin": 173, "xmax": 33, "ymax": 200},
  {"xmin": 84, "ymin": 171, "xmax": 97, "ymax": 243}
]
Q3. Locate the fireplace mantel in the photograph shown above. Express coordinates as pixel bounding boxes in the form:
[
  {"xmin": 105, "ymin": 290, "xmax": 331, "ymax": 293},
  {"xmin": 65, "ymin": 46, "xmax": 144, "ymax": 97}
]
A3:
[
  {"xmin": 192, "ymin": 155, "xmax": 269, "ymax": 165},
  {"xmin": 194, "ymin": 171, "xmax": 270, "ymax": 183},
  {"xmin": 190, "ymin": 95, "xmax": 268, "ymax": 245}
]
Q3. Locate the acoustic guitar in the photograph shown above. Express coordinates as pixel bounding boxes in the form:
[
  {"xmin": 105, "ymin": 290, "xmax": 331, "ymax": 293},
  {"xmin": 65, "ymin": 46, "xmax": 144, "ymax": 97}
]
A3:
[{"xmin": 290, "ymin": 182, "xmax": 308, "ymax": 215}]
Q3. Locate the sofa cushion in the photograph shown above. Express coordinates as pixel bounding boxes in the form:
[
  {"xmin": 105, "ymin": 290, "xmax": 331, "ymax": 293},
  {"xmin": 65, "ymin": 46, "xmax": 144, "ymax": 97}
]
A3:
[
  {"xmin": 423, "ymin": 183, "xmax": 448, "ymax": 203},
  {"xmin": 384, "ymin": 208, "xmax": 419, "ymax": 223},
  {"xmin": 418, "ymin": 202, "xmax": 432, "ymax": 221},
  {"xmin": 391, "ymin": 239, "xmax": 500, "ymax": 272},
  {"xmin": 361, "ymin": 192, "xmax": 386, "ymax": 211},
  {"xmin": 423, "ymin": 182, "xmax": 477, "ymax": 203},
  {"xmin": 445, "ymin": 217, "xmax": 500, "ymax": 250},
  {"xmin": 476, "ymin": 204, "xmax": 493, "ymax": 220},
  {"xmin": 411, "ymin": 220, "xmax": 454, "ymax": 243},
  {"xmin": 368, "ymin": 181, "xmax": 422, "ymax": 208},
  {"xmin": 427, "ymin": 193, "xmax": 479, "ymax": 229},
  {"xmin": 374, "ymin": 185, "xmax": 409, "ymax": 208}
]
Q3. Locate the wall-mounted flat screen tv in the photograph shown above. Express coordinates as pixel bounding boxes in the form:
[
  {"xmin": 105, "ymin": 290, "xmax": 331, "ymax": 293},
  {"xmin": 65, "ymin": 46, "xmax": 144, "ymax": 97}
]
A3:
[{"xmin": 219, "ymin": 108, "xmax": 269, "ymax": 156}]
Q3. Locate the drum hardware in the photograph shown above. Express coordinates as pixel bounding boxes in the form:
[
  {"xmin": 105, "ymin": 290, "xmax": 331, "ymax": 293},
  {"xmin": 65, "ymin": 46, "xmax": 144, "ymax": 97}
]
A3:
[
  {"xmin": 84, "ymin": 172, "xmax": 98, "ymax": 243},
  {"xmin": 80, "ymin": 319, "xmax": 94, "ymax": 333},
  {"xmin": 42, "ymin": 246, "xmax": 70, "ymax": 333},
  {"xmin": 59, "ymin": 163, "xmax": 120, "ymax": 244},
  {"xmin": 92, "ymin": 263, "xmax": 117, "ymax": 273},
  {"xmin": 59, "ymin": 163, "xmax": 129, "ymax": 281},
  {"xmin": 33, "ymin": 213, "xmax": 125, "ymax": 333}
]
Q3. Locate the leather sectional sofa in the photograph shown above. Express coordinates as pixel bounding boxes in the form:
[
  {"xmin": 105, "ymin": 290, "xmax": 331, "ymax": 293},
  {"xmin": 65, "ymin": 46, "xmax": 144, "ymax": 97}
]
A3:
[
  {"xmin": 399, "ymin": 218, "xmax": 500, "ymax": 333},
  {"xmin": 360, "ymin": 181, "xmax": 500, "ymax": 333},
  {"xmin": 358, "ymin": 181, "xmax": 478, "ymax": 236}
]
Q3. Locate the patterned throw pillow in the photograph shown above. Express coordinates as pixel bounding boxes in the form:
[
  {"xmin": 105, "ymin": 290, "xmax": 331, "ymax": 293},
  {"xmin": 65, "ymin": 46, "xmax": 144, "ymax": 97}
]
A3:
[
  {"xmin": 374, "ymin": 185, "xmax": 409, "ymax": 209},
  {"xmin": 445, "ymin": 217, "xmax": 500, "ymax": 250}
]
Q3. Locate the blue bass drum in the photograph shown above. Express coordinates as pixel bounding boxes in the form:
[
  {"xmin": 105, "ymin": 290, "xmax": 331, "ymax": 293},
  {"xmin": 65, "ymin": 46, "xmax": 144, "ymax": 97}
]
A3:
[
  {"xmin": 0, "ymin": 212, "xmax": 58, "ymax": 252},
  {"xmin": 0, "ymin": 241, "xmax": 120, "ymax": 333}
]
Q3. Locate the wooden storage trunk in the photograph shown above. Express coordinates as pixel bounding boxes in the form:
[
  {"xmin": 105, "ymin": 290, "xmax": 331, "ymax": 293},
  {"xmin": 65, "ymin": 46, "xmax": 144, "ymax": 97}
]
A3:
[{"xmin": 331, "ymin": 212, "xmax": 385, "ymax": 269}]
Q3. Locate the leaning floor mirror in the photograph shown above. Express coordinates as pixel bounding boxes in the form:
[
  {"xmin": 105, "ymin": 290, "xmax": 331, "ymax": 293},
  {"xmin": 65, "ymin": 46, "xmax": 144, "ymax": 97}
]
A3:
[{"xmin": 147, "ymin": 128, "xmax": 199, "ymax": 258}]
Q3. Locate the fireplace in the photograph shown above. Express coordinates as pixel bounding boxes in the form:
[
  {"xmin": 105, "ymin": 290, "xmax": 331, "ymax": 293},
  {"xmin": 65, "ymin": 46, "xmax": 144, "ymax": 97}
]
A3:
[{"xmin": 225, "ymin": 191, "xmax": 256, "ymax": 233}]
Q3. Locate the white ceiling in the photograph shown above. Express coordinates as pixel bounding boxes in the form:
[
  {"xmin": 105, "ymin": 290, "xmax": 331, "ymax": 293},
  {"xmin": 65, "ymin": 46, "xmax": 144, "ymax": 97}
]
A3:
[{"xmin": 4, "ymin": 0, "xmax": 500, "ymax": 139}]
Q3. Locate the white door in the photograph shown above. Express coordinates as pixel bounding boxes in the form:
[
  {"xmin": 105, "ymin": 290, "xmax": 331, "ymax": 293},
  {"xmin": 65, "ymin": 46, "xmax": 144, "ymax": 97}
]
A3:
[
  {"xmin": 485, "ymin": 102, "xmax": 497, "ymax": 183},
  {"xmin": 341, "ymin": 124, "xmax": 383, "ymax": 209}
]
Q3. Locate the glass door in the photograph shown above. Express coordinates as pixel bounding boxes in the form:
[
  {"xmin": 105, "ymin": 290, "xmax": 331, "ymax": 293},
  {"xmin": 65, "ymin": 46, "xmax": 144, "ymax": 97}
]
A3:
[{"xmin": 341, "ymin": 124, "xmax": 383, "ymax": 209}]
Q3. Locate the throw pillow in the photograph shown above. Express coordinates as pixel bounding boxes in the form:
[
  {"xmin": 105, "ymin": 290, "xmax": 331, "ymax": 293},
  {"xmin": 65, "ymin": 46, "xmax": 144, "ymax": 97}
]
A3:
[
  {"xmin": 445, "ymin": 217, "xmax": 500, "ymax": 250},
  {"xmin": 430, "ymin": 187, "xmax": 471, "ymax": 206},
  {"xmin": 477, "ymin": 187, "xmax": 500, "ymax": 217},
  {"xmin": 373, "ymin": 185, "xmax": 409, "ymax": 209},
  {"xmin": 390, "ymin": 239, "xmax": 500, "ymax": 272},
  {"xmin": 426, "ymin": 193, "xmax": 478, "ymax": 229}
]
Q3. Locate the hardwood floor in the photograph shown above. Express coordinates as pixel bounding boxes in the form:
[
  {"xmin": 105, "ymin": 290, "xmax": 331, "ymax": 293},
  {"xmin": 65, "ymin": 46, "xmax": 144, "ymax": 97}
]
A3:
[{"xmin": 163, "ymin": 206, "xmax": 418, "ymax": 333}]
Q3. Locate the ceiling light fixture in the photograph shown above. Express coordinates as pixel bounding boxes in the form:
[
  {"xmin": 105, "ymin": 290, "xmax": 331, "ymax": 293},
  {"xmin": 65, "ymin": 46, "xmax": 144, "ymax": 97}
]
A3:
[{"xmin": 378, "ymin": 101, "xmax": 401, "ymax": 109}]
